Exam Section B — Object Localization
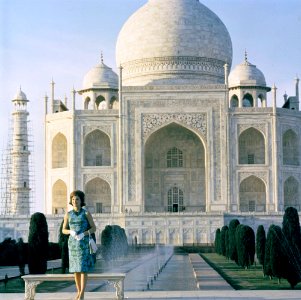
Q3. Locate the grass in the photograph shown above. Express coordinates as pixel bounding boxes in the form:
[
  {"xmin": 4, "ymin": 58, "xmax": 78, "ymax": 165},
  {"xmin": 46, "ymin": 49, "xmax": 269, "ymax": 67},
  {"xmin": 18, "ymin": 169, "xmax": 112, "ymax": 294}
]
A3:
[{"xmin": 200, "ymin": 253, "xmax": 301, "ymax": 290}]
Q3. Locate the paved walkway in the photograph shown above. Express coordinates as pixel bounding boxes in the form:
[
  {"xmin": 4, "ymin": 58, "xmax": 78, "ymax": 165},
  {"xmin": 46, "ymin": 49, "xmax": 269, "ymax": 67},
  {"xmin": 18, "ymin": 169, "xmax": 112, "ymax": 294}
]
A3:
[
  {"xmin": 2, "ymin": 290, "xmax": 301, "ymax": 299},
  {"xmin": 189, "ymin": 253, "xmax": 233, "ymax": 290}
]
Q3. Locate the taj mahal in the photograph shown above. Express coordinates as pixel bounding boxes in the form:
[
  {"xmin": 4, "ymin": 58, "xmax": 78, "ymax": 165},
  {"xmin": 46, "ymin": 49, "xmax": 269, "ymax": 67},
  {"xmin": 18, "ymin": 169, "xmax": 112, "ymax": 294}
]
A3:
[{"xmin": 1, "ymin": 0, "xmax": 300, "ymax": 245}]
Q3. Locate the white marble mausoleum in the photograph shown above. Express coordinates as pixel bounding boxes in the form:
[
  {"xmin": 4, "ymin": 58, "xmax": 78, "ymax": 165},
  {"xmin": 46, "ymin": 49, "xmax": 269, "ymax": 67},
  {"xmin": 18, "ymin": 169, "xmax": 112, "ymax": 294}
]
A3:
[{"xmin": 1, "ymin": 0, "xmax": 300, "ymax": 245}]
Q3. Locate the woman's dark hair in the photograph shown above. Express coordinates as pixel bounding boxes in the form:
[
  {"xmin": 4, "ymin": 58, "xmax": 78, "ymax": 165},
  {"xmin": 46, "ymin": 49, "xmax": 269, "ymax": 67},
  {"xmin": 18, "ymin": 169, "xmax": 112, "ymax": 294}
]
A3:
[{"xmin": 69, "ymin": 190, "xmax": 86, "ymax": 207}]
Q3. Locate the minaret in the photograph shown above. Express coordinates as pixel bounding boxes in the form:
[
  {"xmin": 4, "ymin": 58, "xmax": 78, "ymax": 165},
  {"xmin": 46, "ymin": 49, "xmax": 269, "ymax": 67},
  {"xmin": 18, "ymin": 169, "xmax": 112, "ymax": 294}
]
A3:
[{"xmin": 10, "ymin": 88, "xmax": 31, "ymax": 215}]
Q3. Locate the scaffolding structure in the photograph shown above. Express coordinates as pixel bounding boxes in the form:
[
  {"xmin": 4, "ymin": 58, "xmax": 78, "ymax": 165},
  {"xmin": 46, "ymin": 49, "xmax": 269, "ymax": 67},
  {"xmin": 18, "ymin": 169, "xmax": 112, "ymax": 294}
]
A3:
[{"xmin": 0, "ymin": 108, "xmax": 35, "ymax": 216}]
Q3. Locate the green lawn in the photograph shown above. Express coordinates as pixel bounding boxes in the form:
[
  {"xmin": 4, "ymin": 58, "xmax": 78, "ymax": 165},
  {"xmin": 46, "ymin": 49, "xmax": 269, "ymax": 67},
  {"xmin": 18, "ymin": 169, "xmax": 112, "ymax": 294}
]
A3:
[{"xmin": 200, "ymin": 253, "xmax": 301, "ymax": 290}]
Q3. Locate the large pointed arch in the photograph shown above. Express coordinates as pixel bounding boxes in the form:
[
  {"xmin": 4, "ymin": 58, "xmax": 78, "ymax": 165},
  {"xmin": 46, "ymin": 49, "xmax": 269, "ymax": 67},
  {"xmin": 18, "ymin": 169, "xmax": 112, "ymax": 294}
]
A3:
[
  {"xmin": 239, "ymin": 127, "xmax": 265, "ymax": 164},
  {"xmin": 84, "ymin": 130, "xmax": 111, "ymax": 166},
  {"xmin": 52, "ymin": 133, "xmax": 67, "ymax": 168},
  {"xmin": 144, "ymin": 122, "xmax": 206, "ymax": 213},
  {"xmin": 283, "ymin": 129, "xmax": 299, "ymax": 166},
  {"xmin": 239, "ymin": 176, "xmax": 266, "ymax": 212},
  {"xmin": 85, "ymin": 177, "xmax": 111, "ymax": 213},
  {"xmin": 52, "ymin": 179, "xmax": 67, "ymax": 214},
  {"xmin": 284, "ymin": 176, "xmax": 300, "ymax": 210}
]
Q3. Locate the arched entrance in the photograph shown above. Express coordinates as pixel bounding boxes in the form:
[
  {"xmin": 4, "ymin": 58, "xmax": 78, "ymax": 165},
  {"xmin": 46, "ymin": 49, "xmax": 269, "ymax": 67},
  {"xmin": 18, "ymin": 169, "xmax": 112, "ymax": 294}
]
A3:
[{"xmin": 144, "ymin": 123, "xmax": 206, "ymax": 212}]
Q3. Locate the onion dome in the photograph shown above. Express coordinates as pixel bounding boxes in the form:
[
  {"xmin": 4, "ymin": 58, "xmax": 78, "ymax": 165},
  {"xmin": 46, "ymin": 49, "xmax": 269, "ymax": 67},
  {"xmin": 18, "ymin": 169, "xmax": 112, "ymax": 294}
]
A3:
[
  {"xmin": 228, "ymin": 54, "xmax": 267, "ymax": 88},
  {"xmin": 13, "ymin": 87, "xmax": 28, "ymax": 101},
  {"xmin": 116, "ymin": 0, "xmax": 232, "ymax": 86},
  {"xmin": 81, "ymin": 57, "xmax": 118, "ymax": 91}
]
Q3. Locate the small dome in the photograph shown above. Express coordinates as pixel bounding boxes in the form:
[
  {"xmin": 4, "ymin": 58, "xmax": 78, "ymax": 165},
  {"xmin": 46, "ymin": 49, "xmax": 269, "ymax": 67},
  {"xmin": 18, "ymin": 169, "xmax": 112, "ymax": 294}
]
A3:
[
  {"xmin": 228, "ymin": 59, "xmax": 266, "ymax": 88},
  {"xmin": 13, "ymin": 88, "xmax": 28, "ymax": 101},
  {"xmin": 82, "ymin": 61, "xmax": 118, "ymax": 90}
]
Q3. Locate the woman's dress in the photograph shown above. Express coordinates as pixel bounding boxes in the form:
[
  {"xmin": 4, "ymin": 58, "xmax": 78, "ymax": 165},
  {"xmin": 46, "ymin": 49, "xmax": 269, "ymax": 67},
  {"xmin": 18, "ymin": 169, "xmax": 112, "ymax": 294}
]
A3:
[{"xmin": 68, "ymin": 208, "xmax": 94, "ymax": 272}]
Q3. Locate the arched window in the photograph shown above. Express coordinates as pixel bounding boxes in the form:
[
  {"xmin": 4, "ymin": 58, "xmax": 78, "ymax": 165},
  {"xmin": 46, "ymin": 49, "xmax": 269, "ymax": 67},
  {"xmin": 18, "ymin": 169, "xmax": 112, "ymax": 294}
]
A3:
[
  {"xmin": 52, "ymin": 179, "xmax": 67, "ymax": 214},
  {"xmin": 84, "ymin": 97, "xmax": 91, "ymax": 109},
  {"xmin": 230, "ymin": 95, "xmax": 239, "ymax": 107},
  {"xmin": 52, "ymin": 133, "xmax": 67, "ymax": 168},
  {"xmin": 95, "ymin": 95, "xmax": 106, "ymax": 110},
  {"xmin": 167, "ymin": 147, "xmax": 183, "ymax": 168},
  {"xmin": 242, "ymin": 93, "xmax": 253, "ymax": 107},
  {"xmin": 283, "ymin": 129, "xmax": 299, "ymax": 165},
  {"xmin": 258, "ymin": 94, "xmax": 265, "ymax": 107},
  {"xmin": 84, "ymin": 130, "xmax": 111, "ymax": 166},
  {"xmin": 239, "ymin": 128, "xmax": 265, "ymax": 164},
  {"xmin": 168, "ymin": 187, "xmax": 184, "ymax": 212},
  {"xmin": 239, "ymin": 176, "xmax": 266, "ymax": 212},
  {"xmin": 110, "ymin": 96, "xmax": 118, "ymax": 109}
]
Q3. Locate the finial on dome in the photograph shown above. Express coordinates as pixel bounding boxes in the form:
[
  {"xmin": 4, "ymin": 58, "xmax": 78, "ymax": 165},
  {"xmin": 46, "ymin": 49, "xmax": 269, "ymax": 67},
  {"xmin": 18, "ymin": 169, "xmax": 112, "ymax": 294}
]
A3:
[
  {"xmin": 101, "ymin": 51, "xmax": 104, "ymax": 63},
  {"xmin": 244, "ymin": 49, "xmax": 248, "ymax": 63}
]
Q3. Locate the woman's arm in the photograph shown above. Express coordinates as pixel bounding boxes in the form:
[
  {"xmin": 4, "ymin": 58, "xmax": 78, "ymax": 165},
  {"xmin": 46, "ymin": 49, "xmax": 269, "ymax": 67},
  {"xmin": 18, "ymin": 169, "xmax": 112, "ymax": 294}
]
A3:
[
  {"xmin": 62, "ymin": 213, "xmax": 72, "ymax": 235},
  {"xmin": 85, "ymin": 211, "xmax": 96, "ymax": 235}
]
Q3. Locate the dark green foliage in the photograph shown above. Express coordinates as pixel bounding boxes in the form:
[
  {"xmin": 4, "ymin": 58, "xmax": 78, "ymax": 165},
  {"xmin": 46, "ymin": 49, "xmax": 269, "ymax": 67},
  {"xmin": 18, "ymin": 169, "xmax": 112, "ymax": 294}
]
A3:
[
  {"xmin": 264, "ymin": 225, "xmax": 273, "ymax": 279},
  {"xmin": 16, "ymin": 238, "xmax": 27, "ymax": 275},
  {"xmin": 220, "ymin": 226, "xmax": 229, "ymax": 257},
  {"xmin": 101, "ymin": 225, "xmax": 128, "ymax": 261},
  {"xmin": 269, "ymin": 225, "xmax": 288, "ymax": 282},
  {"xmin": 228, "ymin": 219, "xmax": 240, "ymax": 262},
  {"xmin": 48, "ymin": 242, "xmax": 60, "ymax": 260},
  {"xmin": 236, "ymin": 225, "xmax": 255, "ymax": 268},
  {"xmin": 0, "ymin": 238, "xmax": 18, "ymax": 266},
  {"xmin": 283, "ymin": 207, "xmax": 301, "ymax": 251},
  {"xmin": 282, "ymin": 207, "xmax": 301, "ymax": 288},
  {"xmin": 225, "ymin": 229, "xmax": 230, "ymax": 259},
  {"xmin": 256, "ymin": 225, "xmax": 266, "ymax": 267},
  {"xmin": 28, "ymin": 212, "xmax": 49, "ymax": 274},
  {"xmin": 214, "ymin": 228, "xmax": 221, "ymax": 254},
  {"xmin": 58, "ymin": 220, "xmax": 69, "ymax": 273}
]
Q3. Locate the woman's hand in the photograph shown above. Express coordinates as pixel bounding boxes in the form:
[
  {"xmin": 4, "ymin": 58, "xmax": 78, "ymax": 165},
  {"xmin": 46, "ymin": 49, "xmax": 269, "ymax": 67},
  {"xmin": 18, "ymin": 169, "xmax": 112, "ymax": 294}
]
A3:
[
  {"xmin": 75, "ymin": 233, "xmax": 85, "ymax": 241},
  {"xmin": 70, "ymin": 230, "xmax": 76, "ymax": 237}
]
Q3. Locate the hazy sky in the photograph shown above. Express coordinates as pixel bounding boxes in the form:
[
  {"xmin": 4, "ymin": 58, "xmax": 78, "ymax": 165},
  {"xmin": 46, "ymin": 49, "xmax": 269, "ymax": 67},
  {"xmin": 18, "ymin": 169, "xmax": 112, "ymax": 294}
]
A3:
[{"xmin": 0, "ymin": 0, "xmax": 301, "ymax": 212}]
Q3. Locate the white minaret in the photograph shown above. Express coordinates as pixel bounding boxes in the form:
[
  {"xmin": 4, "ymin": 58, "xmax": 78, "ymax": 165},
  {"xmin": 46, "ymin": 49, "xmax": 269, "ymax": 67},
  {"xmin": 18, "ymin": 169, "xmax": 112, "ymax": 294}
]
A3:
[{"xmin": 10, "ymin": 88, "xmax": 31, "ymax": 215}]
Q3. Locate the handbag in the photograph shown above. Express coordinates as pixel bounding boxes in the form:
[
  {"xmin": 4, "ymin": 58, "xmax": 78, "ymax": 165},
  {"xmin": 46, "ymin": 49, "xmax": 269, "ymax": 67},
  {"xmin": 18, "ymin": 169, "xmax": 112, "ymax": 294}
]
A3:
[{"xmin": 89, "ymin": 231, "xmax": 98, "ymax": 254}]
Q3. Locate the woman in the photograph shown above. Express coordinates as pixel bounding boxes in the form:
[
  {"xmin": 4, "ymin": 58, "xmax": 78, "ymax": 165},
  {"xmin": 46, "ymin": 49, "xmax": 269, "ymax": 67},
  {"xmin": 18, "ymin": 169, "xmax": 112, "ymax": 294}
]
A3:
[{"xmin": 62, "ymin": 190, "xmax": 96, "ymax": 300}]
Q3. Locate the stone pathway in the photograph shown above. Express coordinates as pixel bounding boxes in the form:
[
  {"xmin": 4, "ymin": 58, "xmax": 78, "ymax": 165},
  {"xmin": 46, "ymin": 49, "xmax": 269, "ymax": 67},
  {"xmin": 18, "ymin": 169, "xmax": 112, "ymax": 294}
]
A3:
[{"xmin": 189, "ymin": 253, "xmax": 233, "ymax": 290}]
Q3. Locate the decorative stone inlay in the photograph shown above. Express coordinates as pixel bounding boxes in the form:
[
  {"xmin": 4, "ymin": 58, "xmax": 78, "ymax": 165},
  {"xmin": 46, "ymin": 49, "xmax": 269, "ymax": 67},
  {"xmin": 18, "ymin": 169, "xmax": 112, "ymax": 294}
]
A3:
[
  {"xmin": 239, "ymin": 172, "xmax": 267, "ymax": 184},
  {"xmin": 83, "ymin": 125, "xmax": 111, "ymax": 137},
  {"xmin": 123, "ymin": 84, "xmax": 226, "ymax": 91},
  {"xmin": 122, "ymin": 56, "xmax": 225, "ymax": 77},
  {"xmin": 83, "ymin": 173, "xmax": 112, "ymax": 187},
  {"xmin": 142, "ymin": 113, "xmax": 207, "ymax": 141},
  {"xmin": 238, "ymin": 123, "xmax": 266, "ymax": 136},
  {"xmin": 229, "ymin": 107, "xmax": 273, "ymax": 113}
]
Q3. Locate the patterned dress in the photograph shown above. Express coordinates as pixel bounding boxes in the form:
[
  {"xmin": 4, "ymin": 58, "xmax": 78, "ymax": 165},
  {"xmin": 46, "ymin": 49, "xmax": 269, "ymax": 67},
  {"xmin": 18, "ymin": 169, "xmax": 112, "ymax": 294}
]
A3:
[{"xmin": 68, "ymin": 208, "xmax": 94, "ymax": 273}]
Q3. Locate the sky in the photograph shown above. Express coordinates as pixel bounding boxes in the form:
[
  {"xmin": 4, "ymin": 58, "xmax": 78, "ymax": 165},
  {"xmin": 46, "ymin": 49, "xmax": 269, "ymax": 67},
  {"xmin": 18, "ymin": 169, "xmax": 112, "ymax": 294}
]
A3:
[{"xmin": 0, "ymin": 0, "xmax": 301, "ymax": 213}]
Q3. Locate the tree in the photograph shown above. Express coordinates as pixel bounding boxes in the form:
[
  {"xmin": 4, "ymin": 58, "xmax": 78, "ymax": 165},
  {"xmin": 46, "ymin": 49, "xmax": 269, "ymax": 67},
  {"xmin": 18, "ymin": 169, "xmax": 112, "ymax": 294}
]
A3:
[
  {"xmin": 58, "ymin": 220, "xmax": 69, "ymax": 273},
  {"xmin": 256, "ymin": 225, "xmax": 266, "ymax": 271},
  {"xmin": 220, "ymin": 225, "xmax": 229, "ymax": 257},
  {"xmin": 16, "ymin": 238, "xmax": 26, "ymax": 276},
  {"xmin": 214, "ymin": 228, "xmax": 221, "ymax": 254},
  {"xmin": 225, "ymin": 229, "xmax": 230, "ymax": 259},
  {"xmin": 228, "ymin": 219, "xmax": 240, "ymax": 262},
  {"xmin": 236, "ymin": 225, "xmax": 255, "ymax": 269},
  {"xmin": 282, "ymin": 207, "xmax": 301, "ymax": 288},
  {"xmin": 282, "ymin": 207, "xmax": 301, "ymax": 255},
  {"xmin": 28, "ymin": 212, "xmax": 49, "ymax": 274},
  {"xmin": 268, "ymin": 225, "xmax": 288, "ymax": 283},
  {"xmin": 264, "ymin": 225, "xmax": 273, "ymax": 279}
]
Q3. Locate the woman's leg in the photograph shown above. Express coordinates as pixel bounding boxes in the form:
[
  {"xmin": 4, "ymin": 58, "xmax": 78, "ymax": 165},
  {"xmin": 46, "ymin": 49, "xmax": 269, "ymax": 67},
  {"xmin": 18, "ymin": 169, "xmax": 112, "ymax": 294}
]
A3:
[
  {"xmin": 79, "ymin": 272, "xmax": 87, "ymax": 299},
  {"xmin": 74, "ymin": 272, "xmax": 81, "ymax": 299}
]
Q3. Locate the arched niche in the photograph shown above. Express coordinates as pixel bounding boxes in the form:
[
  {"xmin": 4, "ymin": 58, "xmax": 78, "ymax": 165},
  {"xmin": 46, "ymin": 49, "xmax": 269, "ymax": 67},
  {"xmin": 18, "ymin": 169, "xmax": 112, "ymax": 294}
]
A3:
[
  {"xmin": 284, "ymin": 176, "xmax": 300, "ymax": 211},
  {"xmin": 52, "ymin": 179, "xmax": 67, "ymax": 214},
  {"xmin": 239, "ymin": 128, "xmax": 265, "ymax": 164},
  {"xmin": 84, "ymin": 130, "xmax": 111, "ymax": 166},
  {"xmin": 230, "ymin": 94, "xmax": 239, "ymax": 107},
  {"xmin": 144, "ymin": 122, "xmax": 206, "ymax": 213},
  {"xmin": 85, "ymin": 177, "xmax": 111, "ymax": 213},
  {"xmin": 283, "ymin": 129, "xmax": 299, "ymax": 166},
  {"xmin": 239, "ymin": 175, "xmax": 266, "ymax": 212},
  {"xmin": 242, "ymin": 93, "xmax": 253, "ymax": 107},
  {"xmin": 52, "ymin": 133, "xmax": 67, "ymax": 168}
]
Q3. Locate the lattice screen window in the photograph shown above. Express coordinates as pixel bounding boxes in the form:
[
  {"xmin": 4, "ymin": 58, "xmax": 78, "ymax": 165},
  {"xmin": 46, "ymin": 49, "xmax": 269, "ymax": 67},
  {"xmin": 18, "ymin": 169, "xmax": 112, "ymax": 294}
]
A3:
[{"xmin": 167, "ymin": 147, "xmax": 183, "ymax": 168}]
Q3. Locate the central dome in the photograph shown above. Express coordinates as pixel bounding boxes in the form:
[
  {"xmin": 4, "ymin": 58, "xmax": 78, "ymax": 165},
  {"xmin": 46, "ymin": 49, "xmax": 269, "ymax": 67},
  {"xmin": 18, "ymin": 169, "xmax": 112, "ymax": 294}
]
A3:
[{"xmin": 116, "ymin": 0, "xmax": 232, "ymax": 86}]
